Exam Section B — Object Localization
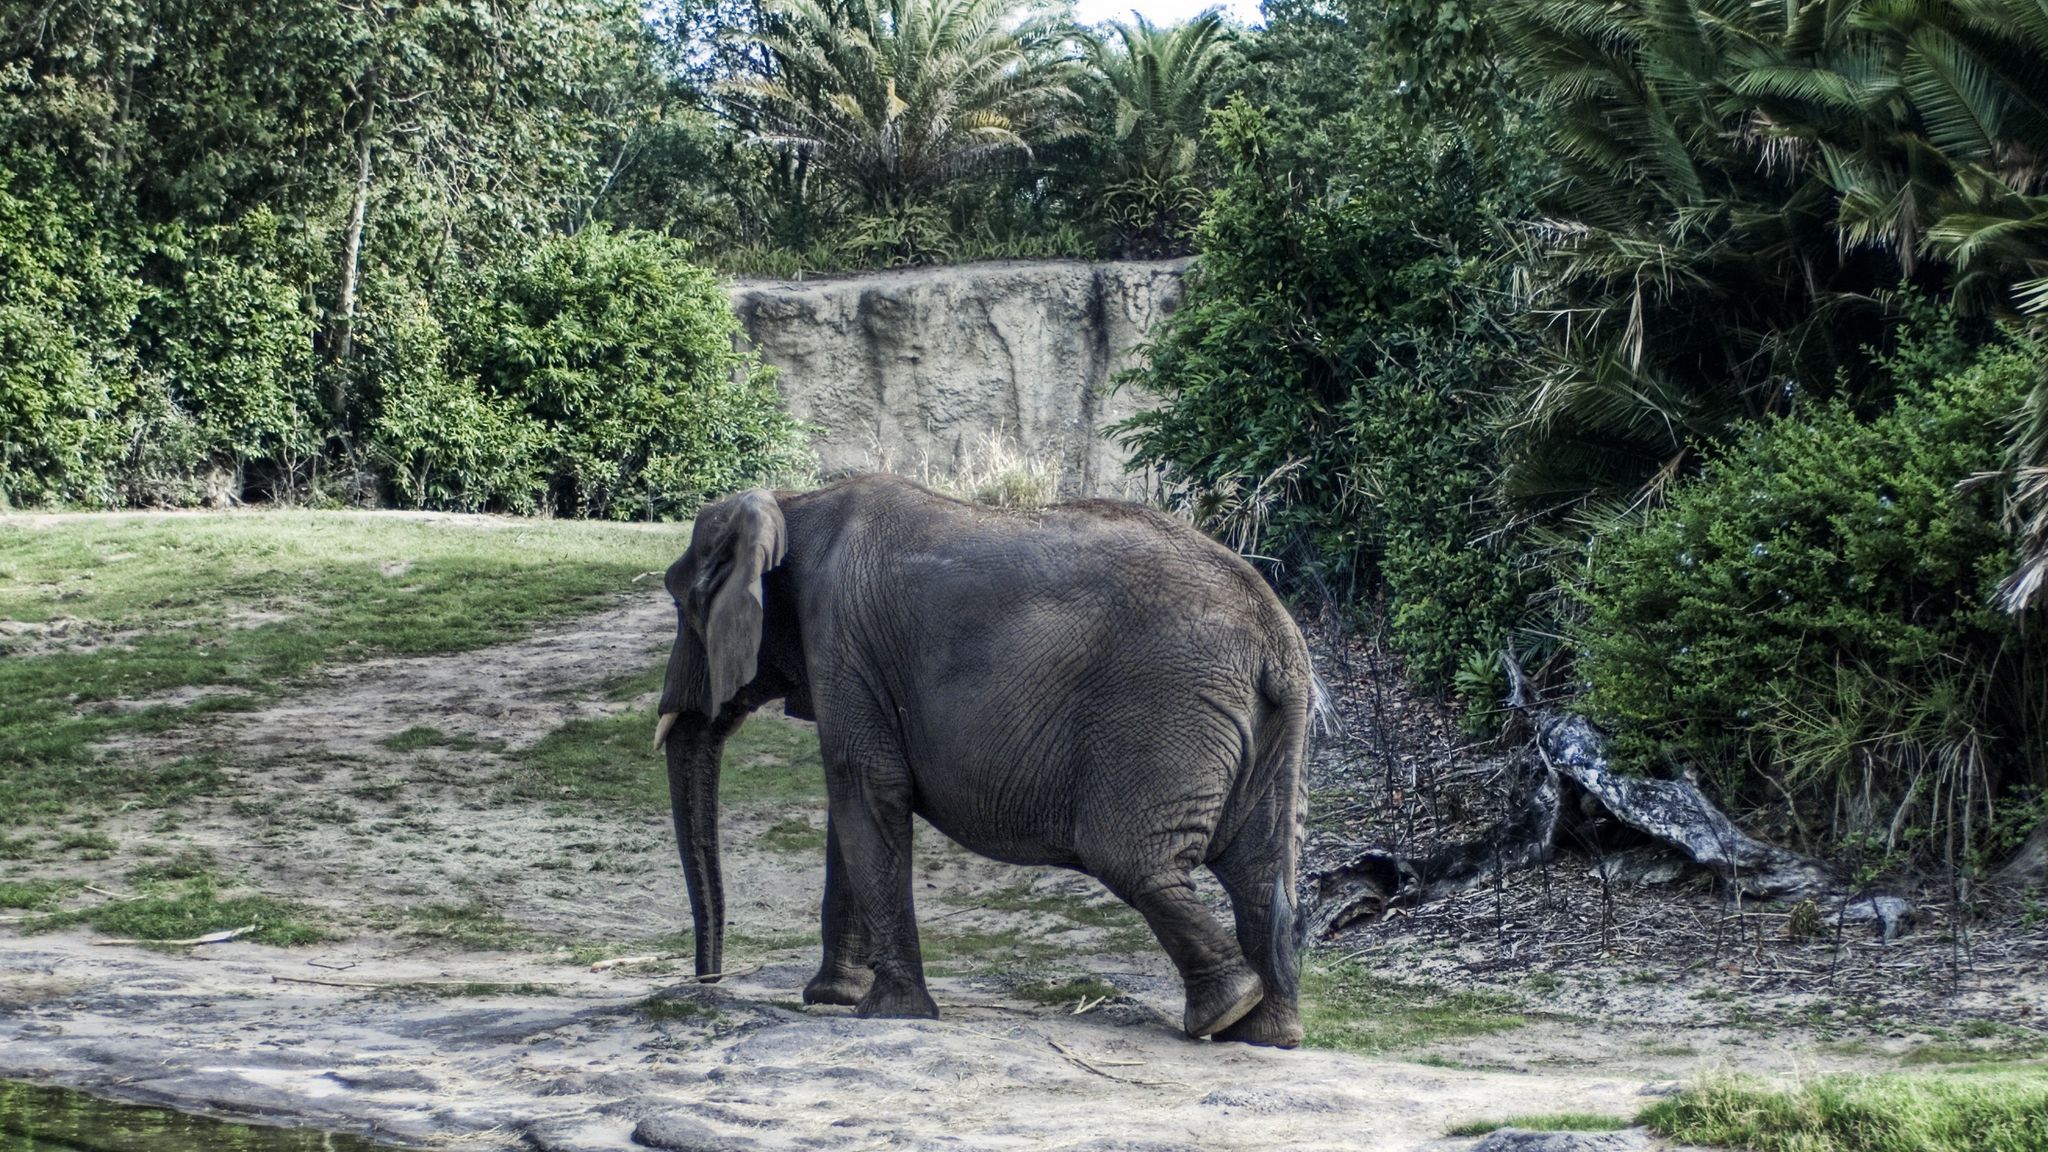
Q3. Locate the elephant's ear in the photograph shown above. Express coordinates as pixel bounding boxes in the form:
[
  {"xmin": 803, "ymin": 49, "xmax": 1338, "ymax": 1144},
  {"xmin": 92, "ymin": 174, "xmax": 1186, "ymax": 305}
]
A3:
[{"xmin": 684, "ymin": 489, "xmax": 787, "ymax": 717}]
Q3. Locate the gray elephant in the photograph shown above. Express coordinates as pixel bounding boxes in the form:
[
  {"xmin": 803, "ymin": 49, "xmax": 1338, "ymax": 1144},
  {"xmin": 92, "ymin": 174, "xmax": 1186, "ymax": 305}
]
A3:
[{"xmin": 651, "ymin": 475, "xmax": 1313, "ymax": 1047}]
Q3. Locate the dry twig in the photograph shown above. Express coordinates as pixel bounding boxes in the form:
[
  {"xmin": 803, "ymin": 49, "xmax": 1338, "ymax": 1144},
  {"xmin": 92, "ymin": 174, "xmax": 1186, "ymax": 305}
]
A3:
[{"xmin": 1045, "ymin": 1038, "xmax": 1189, "ymax": 1088}]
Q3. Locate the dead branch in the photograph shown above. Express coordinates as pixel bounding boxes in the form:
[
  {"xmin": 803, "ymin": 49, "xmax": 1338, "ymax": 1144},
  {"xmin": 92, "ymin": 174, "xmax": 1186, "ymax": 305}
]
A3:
[
  {"xmin": 1045, "ymin": 1038, "xmax": 1188, "ymax": 1088},
  {"xmin": 1305, "ymin": 653, "xmax": 1847, "ymax": 941}
]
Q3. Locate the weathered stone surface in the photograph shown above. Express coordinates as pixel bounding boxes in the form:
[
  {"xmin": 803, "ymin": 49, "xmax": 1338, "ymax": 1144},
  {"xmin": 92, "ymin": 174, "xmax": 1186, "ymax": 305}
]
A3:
[
  {"xmin": 632, "ymin": 1112, "xmax": 761, "ymax": 1151},
  {"xmin": 729, "ymin": 259, "xmax": 1186, "ymax": 498}
]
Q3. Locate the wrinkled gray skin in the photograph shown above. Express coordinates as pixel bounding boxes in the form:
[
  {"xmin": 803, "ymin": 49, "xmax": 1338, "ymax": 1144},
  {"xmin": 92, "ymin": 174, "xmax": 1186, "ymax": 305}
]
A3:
[{"xmin": 654, "ymin": 475, "xmax": 1312, "ymax": 1046}]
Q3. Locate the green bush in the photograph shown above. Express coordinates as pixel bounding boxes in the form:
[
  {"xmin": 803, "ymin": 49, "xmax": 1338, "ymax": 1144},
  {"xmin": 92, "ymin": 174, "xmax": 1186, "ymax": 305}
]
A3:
[
  {"xmin": 1573, "ymin": 324, "xmax": 2048, "ymax": 855},
  {"xmin": 0, "ymin": 162, "xmax": 139, "ymax": 507},
  {"xmin": 1116, "ymin": 98, "xmax": 1538, "ymax": 689},
  {"xmin": 146, "ymin": 213, "xmax": 322, "ymax": 489},
  {"xmin": 443, "ymin": 226, "xmax": 808, "ymax": 519},
  {"xmin": 366, "ymin": 296, "xmax": 547, "ymax": 513}
]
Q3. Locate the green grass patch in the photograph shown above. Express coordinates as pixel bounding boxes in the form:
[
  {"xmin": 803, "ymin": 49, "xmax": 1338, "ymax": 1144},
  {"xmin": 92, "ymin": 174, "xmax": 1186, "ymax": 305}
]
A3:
[
  {"xmin": 54, "ymin": 830, "xmax": 116, "ymax": 858},
  {"xmin": 934, "ymin": 881, "xmax": 1154, "ymax": 960},
  {"xmin": 0, "ymin": 512, "xmax": 684, "ymax": 825},
  {"xmin": 638, "ymin": 993, "xmax": 720, "ymax": 1022},
  {"xmin": 559, "ymin": 928, "xmax": 817, "ymax": 969},
  {"xmin": 723, "ymin": 715, "xmax": 828, "ymax": 805},
  {"xmin": 346, "ymin": 775, "xmax": 409, "ymax": 801},
  {"xmin": 125, "ymin": 846, "xmax": 217, "ymax": 883},
  {"xmin": 1300, "ymin": 959, "xmax": 1526, "ymax": 1055},
  {"xmin": 1903, "ymin": 1042, "xmax": 2048, "ymax": 1067},
  {"xmin": 0, "ymin": 879, "xmax": 76, "ymax": 910},
  {"xmin": 759, "ymin": 816, "xmax": 826, "ymax": 853},
  {"xmin": 23, "ymin": 877, "xmax": 322, "ymax": 945},
  {"xmin": 515, "ymin": 709, "xmax": 824, "ymax": 810},
  {"xmin": 1899, "ymin": 1023, "xmax": 2047, "ymax": 1067},
  {"xmin": 410, "ymin": 981, "xmax": 561, "ymax": 999},
  {"xmin": 380, "ymin": 726, "xmax": 498, "ymax": 753},
  {"xmin": 729, "ymin": 929, "xmax": 821, "ymax": 955},
  {"xmin": 594, "ymin": 664, "xmax": 665, "ymax": 702},
  {"xmin": 1446, "ymin": 1113, "xmax": 1634, "ymax": 1137},
  {"xmin": 968, "ymin": 882, "xmax": 1146, "ymax": 931},
  {"xmin": 921, "ymin": 926, "xmax": 1070, "ymax": 967},
  {"xmin": 1640, "ymin": 1069, "xmax": 2048, "ymax": 1152},
  {"xmin": 404, "ymin": 900, "xmax": 530, "ymax": 950}
]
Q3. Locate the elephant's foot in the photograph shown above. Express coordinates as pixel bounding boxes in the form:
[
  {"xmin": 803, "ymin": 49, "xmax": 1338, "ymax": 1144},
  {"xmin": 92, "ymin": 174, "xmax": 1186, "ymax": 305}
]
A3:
[
  {"xmin": 1212, "ymin": 996, "xmax": 1302, "ymax": 1048},
  {"xmin": 802, "ymin": 965, "xmax": 874, "ymax": 1007},
  {"xmin": 856, "ymin": 979, "xmax": 938, "ymax": 1020},
  {"xmin": 1183, "ymin": 964, "xmax": 1263, "ymax": 1039}
]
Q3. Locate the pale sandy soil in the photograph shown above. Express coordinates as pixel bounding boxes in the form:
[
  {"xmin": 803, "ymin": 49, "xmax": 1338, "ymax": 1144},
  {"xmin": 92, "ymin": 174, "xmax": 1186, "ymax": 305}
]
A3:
[{"xmin": 2, "ymin": 593, "xmax": 2033, "ymax": 1150}]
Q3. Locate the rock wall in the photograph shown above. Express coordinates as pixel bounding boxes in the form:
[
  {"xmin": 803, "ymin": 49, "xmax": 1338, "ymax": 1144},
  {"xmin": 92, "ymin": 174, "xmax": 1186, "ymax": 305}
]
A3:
[{"xmin": 729, "ymin": 259, "xmax": 1186, "ymax": 498}]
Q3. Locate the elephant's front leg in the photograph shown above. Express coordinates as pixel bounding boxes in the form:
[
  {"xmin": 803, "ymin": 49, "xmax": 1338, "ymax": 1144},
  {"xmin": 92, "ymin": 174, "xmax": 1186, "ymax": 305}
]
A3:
[
  {"xmin": 823, "ymin": 751, "xmax": 937, "ymax": 1019},
  {"xmin": 802, "ymin": 816, "xmax": 874, "ymax": 1006}
]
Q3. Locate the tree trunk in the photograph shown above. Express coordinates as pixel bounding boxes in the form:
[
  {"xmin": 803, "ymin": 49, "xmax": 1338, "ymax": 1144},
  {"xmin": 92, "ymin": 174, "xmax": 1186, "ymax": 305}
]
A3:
[{"xmin": 331, "ymin": 87, "xmax": 376, "ymax": 420}]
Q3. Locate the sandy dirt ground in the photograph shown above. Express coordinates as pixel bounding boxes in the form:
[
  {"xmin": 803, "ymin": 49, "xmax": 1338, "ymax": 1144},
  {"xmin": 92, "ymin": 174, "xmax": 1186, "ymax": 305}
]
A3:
[{"xmin": 1, "ymin": 591, "xmax": 2037, "ymax": 1150}]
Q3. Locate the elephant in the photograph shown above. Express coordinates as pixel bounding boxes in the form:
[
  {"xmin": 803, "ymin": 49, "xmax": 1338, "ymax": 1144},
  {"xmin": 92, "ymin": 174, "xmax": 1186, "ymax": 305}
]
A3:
[{"xmin": 651, "ymin": 474, "xmax": 1314, "ymax": 1047}]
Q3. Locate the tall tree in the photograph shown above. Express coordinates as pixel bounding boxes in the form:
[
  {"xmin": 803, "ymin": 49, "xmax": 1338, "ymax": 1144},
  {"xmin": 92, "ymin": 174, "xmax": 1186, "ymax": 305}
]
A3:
[
  {"xmin": 320, "ymin": 0, "xmax": 659, "ymax": 424},
  {"xmin": 722, "ymin": 0, "xmax": 1084, "ymax": 216},
  {"xmin": 1497, "ymin": 0, "xmax": 1909, "ymax": 510},
  {"xmin": 1085, "ymin": 7, "xmax": 1234, "ymax": 255}
]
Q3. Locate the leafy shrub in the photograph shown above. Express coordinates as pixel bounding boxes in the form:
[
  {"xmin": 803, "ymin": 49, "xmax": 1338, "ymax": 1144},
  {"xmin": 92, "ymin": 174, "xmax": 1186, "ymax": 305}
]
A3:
[
  {"xmin": 0, "ymin": 162, "xmax": 139, "ymax": 507},
  {"xmin": 366, "ymin": 296, "xmax": 547, "ymax": 513},
  {"xmin": 146, "ymin": 213, "xmax": 322, "ymax": 491},
  {"xmin": 1573, "ymin": 324, "xmax": 2048, "ymax": 856},
  {"xmin": 443, "ymin": 226, "xmax": 808, "ymax": 518},
  {"xmin": 1117, "ymin": 98, "xmax": 1538, "ymax": 689}
]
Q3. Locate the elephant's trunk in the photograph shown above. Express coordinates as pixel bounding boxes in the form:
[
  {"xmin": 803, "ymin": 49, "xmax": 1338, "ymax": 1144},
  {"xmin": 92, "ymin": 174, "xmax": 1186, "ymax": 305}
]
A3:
[
  {"xmin": 657, "ymin": 635, "xmax": 729, "ymax": 981},
  {"xmin": 663, "ymin": 715, "xmax": 727, "ymax": 980}
]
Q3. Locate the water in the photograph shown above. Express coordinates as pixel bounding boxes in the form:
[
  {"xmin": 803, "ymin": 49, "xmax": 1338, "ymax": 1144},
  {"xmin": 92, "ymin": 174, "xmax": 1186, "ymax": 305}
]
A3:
[{"xmin": 0, "ymin": 1081, "xmax": 400, "ymax": 1151}]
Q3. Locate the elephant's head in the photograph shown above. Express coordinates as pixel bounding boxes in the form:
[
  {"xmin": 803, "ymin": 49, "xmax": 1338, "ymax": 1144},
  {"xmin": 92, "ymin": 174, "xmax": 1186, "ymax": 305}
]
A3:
[{"xmin": 653, "ymin": 488, "xmax": 786, "ymax": 979}]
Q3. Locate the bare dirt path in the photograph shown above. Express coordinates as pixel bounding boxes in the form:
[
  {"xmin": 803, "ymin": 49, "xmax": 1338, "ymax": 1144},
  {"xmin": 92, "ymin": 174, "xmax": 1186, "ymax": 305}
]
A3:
[
  {"xmin": 0, "ymin": 594, "xmax": 1980, "ymax": 1150},
  {"xmin": 0, "ymin": 934, "xmax": 1657, "ymax": 1152}
]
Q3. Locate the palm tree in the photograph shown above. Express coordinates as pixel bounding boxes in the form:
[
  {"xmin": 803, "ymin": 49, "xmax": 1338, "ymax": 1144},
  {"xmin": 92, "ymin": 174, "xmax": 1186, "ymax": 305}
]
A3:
[
  {"xmin": 1504, "ymin": 0, "xmax": 2048, "ymax": 606},
  {"xmin": 1874, "ymin": 0, "xmax": 2048, "ymax": 612},
  {"xmin": 1498, "ymin": 0, "xmax": 1906, "ymax": 510},
  {"xmin": 1085, "ymin": 8, "xmax": 1234, "ymax": 255},
  {"xmin": 723, "ymin": 0, "xmax": 1083, "ymax": 219}
]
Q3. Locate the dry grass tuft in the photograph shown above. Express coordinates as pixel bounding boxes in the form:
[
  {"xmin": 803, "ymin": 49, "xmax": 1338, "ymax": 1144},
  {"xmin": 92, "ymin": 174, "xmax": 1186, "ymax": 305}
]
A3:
[{"xmin": 908, "ymin": 432, "xmax": 1063, "ymax": 509}]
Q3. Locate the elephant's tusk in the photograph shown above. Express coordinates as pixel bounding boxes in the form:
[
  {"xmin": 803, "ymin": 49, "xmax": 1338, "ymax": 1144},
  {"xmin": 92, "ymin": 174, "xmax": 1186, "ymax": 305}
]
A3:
[{"xmin": 652, "ymin": 711, "xmax": 679, "ymax": 752}]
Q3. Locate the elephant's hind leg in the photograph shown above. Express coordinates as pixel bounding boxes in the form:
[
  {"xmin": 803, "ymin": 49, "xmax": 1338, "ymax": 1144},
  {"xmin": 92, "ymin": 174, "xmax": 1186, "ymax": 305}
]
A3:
[
  {"xmin": 1209, "ymin": 840, "xmax": 1305, "ymax": 1048},
  {"xmin": 1097, "ymin": 862, "xmax": 1263, "ymax": 1039},
  {"xmin": 802, "ymin": 817, "xmax": 874, "ymax": 1007}
]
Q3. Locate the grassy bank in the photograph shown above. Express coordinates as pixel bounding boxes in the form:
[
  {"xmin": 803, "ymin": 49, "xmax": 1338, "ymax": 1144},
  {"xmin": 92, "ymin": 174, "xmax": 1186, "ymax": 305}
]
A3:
[
  {"xmin": 0, "ymin": 511, "xmax": 684, "ymax": 827},
  {"xmin": 1643, "ymin": 1069, "xmax": 2048, "ymax": 1152}
]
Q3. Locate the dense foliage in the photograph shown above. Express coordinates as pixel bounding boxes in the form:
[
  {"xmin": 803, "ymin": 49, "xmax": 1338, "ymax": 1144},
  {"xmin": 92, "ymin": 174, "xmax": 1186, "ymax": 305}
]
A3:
[
  {"xmin": 6, "ymin": 0, "xmax": 2048, "ymax": 865},
  {"xmin": 0, "ymin": 0, "xmax": 801, "ymax": 512},
  {"xmin": 1117, "ymin": 96, "xmax": 1538, "ymax": 689},
  {"xmin": 1117, "ymin": 0, "xmax": 2048, "ymax": 864},
  {"xmin": 1575, "ymin": 322, "xmax": 2047, "ymax": 853},
  {"xmin": 378, "ymin": 228, "xmax": 799, "ymax": 518}
]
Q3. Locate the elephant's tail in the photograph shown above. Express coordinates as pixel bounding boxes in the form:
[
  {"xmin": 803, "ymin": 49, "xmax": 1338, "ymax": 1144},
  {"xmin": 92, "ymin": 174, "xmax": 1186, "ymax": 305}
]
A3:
[
  {"xmin": 1268, "ymin": 871, "xmax": 1300, "ymax": 1002},
  {"xmin": 1254, "ymin": 657, "xmax": 1312, "ymax": 1002}
]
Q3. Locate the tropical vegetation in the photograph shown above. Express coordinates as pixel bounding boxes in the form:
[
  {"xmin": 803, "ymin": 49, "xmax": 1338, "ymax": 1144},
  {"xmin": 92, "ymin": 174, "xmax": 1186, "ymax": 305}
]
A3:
[
  {"xmin": 5, "ymin": 0, "xmax": 2048, "ymax": 869},
  {"xmin": 1114, "ymin": 0, "xmax": 2048, "ymax": 868}
]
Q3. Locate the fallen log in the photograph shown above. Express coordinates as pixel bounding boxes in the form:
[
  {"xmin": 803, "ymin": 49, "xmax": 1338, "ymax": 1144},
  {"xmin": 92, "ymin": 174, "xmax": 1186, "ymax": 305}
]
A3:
[
  {"xmin": 1305, "ymin": 653, "xmax": 1844, "ymax": 940},
  {"xmin": 1533, "ymin": 710, "xmax": 1831, "ymax": 900},
  {"xmin": 1305, "ymin": 755, "xmax": 1559, "ymax": 940}
]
